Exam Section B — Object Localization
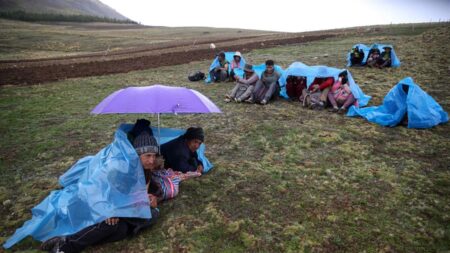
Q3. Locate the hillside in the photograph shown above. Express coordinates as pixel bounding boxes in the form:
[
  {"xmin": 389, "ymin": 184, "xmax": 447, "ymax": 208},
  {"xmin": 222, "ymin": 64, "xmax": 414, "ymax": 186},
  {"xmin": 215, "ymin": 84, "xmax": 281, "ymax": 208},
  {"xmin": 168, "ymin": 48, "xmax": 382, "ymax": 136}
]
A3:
[{"xmin": 0, "ymin": 0, "xmax": 129, "ymax": 21}]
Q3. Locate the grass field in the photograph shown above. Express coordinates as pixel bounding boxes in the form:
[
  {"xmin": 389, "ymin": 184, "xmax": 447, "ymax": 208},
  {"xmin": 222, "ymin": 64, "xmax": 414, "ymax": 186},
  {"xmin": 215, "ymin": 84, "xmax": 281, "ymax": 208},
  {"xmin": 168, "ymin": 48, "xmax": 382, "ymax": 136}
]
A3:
[
  {"xmin": 0, "ymin": 23, "xmax": 449, "ymax": 252},
  {"xmin": 0, "ymin": 18, "xmax": 274, "ymax": 61}
]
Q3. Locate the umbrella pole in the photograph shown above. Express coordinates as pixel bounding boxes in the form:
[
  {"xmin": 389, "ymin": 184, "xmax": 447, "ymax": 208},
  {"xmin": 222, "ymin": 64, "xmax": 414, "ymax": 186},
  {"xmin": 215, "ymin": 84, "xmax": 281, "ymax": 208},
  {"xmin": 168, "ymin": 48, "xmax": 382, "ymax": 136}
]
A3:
[{"xmin": 157, "ymin": 113, "xmax": 161, "ymax": 154}]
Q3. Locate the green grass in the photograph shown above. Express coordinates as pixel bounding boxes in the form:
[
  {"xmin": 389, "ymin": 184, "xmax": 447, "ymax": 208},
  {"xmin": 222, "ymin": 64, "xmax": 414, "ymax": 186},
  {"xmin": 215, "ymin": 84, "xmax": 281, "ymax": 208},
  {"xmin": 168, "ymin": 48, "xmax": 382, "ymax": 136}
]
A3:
[{"xmin": 0, "ymin": 24, "xmax": 449, "ymax": 252}]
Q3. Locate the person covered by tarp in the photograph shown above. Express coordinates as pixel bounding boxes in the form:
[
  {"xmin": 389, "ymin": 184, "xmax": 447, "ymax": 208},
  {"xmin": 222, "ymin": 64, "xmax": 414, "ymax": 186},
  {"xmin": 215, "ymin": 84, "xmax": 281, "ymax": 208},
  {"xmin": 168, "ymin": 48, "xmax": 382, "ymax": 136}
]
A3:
[
  {"xmin": 327, "ymin": 71, "xmax": 357, "ymax": 114},
  {"xmin": 350, "ymin": 46, "xmax": 366, "ymax": 66},
  {"xmin": 285, "ymin": 75, "xmax": 307, "ymax": 101},
  {"xmin": 224, "ymin": 63, "xmax": 259, "ymax": 103},
  {"xmin": 246, "ymin": 60, "xmax": 282, "ymax": 105},
  {"xmin": 279, "ymin": 62, "xmax": 371, "ymax": 110},
  {"xmin": 347, "ymin": 43, "xmax": 400, "ymax": 68},
  {"xmin": 348, "ymin": 77, "xmax": 448, "ymax": 128},
  {"xmin": 3, "ymin": 121, "xmax": 214, "ymax": 251},
  {"xmin": 366, "ymin": 47, "xmax": 381, "ymax": 68},
  {"xmin": 206, "ymin": 51, "xmax": 246, "ymax": 83},
  {"xmin": 160, "ymin": 127, "xmax": 206, "ymax": 173},
  {"xmin": 376, "ymin": 47, "xmax": 393, "ymax": 68},
  {"xmin": 229, "ymin": 51, "xmax": 244, "ymax": 81},
  {"xmin": 304, "ymin": 75, "xmax": 335, "ymax": 110},
  {"xmin": 209, "ymin": 51, "xmax": 229, "ymax": 83},
  {"xmin": 39, "ymin": 130, "xmax": 162, "ymax": 253}
]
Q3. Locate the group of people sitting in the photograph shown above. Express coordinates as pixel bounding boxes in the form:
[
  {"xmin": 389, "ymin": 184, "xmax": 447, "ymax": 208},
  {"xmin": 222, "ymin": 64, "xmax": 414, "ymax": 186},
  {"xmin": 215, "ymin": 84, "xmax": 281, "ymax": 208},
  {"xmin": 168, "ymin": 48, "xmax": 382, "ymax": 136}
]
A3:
[
  {"xmin": 209, "ymin": 51, "xmax": 243, "ymax": 83},
  {"xmin": 220, "ymin": 59, "xmax": 281, "ymax": 105},
  {"xmin": 350, "ymin": 46, "xmax": 393, "ymax": 68},
  {"xmin": 286, "ymin": 71, "xmax": 356, "ymax": 114},
  {"xmin": 40, "ymin": 119, "xmax": 206, "ymax": 253}
]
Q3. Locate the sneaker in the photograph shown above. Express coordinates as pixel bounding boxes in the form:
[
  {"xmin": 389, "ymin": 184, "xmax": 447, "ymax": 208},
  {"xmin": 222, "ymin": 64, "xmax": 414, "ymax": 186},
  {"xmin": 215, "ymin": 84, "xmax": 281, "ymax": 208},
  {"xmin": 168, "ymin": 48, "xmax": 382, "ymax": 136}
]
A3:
[
  {"xmin": 260, "ymin": 99, "xmax": 267, "ymax": 105},
  {"xmin": 328, "ymin": 106, "xmax": 339, "ymax": 112},
  {"xmin": 245, "ymin": 98, "xmax": 254, "ymax": 104},
  {"xmin": 337, "ymin": 107, "xmax": 347, "ymax": 114},
  {"xmin": 224, "ymin": 98, "xmax": 231, "ymax": 103},
  {"xmin": 235, "ymin": 98, "xmax": 242, "ymax": 103}
]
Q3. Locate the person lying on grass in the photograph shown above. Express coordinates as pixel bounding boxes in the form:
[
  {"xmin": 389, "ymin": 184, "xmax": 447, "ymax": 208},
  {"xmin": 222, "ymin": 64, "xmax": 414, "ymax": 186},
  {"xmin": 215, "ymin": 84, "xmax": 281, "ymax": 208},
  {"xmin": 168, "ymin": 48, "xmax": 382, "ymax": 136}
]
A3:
[
  {"xmin": 40, "ymin": 132, "xmax": 162, "ymax": 253},
  {"xmin": 225, "ymin": 63, "xmax": 259, "ymax": 103},
  {"xmin": 246, "ymin": 60, "xmax": 281, "ymax": 105},
  {"xmin": 161, "ymin": 127, "xmax": 205, "ymax": 173}
]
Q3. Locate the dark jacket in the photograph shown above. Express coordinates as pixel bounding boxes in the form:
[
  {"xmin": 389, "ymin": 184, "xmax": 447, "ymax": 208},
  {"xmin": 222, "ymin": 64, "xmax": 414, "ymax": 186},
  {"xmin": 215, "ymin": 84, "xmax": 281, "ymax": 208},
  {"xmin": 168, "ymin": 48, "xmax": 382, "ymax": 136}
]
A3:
[{"xmin": 160, "ymin": 136, "xmax": 201, "ymax": 173}]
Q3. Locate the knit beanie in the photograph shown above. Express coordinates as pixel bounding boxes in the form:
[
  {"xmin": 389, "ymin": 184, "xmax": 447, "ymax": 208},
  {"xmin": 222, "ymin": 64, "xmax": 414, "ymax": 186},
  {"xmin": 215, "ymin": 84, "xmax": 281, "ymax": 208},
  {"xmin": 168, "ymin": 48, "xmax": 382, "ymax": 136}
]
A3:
[
  {"xmin": 183, "ymin": 127, "xmax": 204, "ymax": 142},
  {"xmin": 133, "ymin": 132, "xmax": 159, "ymax": 155}
]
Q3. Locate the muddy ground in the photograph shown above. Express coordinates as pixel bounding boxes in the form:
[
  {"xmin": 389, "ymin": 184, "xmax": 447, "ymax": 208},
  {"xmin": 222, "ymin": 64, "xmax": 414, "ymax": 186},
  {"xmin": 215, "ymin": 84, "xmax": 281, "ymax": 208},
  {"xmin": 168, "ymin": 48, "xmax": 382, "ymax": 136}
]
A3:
[{"xmin": 0, "ymin": 27, "xmax": 380, "ymax": 86}]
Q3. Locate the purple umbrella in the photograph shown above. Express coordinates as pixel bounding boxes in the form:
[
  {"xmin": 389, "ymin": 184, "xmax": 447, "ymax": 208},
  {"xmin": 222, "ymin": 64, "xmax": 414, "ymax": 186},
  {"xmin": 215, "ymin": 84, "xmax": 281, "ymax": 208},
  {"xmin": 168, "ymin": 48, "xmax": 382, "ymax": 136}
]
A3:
[{"xmin": 91, "ymin": 84, "xmax": 222, "ymax": 146}]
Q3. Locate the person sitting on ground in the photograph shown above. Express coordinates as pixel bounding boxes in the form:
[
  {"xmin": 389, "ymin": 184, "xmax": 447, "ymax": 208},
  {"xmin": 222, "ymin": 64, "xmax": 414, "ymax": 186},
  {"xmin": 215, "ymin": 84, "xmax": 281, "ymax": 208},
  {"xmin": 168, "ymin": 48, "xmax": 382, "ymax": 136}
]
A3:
[
  {"xmin": 376, "ymin": 47, "xmax": 392, "ymax": 68},
  {"xmin": 225, "ymin": 64, "xmax": 259, "ymax": 103},
  {"xmin": 350, "ymin": 46, "xmax": 365, "ymax": 66},
  {"xmin": 286, "ymin": 75, "xmax": 307, "ymax": 101},
  {"xmin": 366, "ymin": 48, "xmax": 380, "ymax": 68},
  {"xmin": 229, "ymin": 51, "xmax": 243, "ymax": 81},
  {"xmin": 246, "ymin": 60, "xmax": 281, "ymax": 105},
  {"xmin": 40, "ymin": 131, "xmax": 162, "ymax": 253},
  {"xmin": 160, "ymin": 127, "xmax": 205, "ymax": 173},
  {"xmin": 305, "ymin": 76, "xmax": 334, "ymax": 109},
  {"xmin": 209, "ymin": 51, "xmax": 229, "ymax": 82},
  {"xmin": 328, "ymin": 71, "xmax": 356, "ymax": 114}
]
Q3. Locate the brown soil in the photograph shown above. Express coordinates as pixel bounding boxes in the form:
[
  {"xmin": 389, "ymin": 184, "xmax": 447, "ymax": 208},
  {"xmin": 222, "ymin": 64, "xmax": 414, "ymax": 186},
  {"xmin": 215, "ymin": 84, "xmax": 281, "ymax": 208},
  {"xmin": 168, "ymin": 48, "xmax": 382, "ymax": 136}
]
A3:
[{"xmin": 0, "ymin": 29, "xmax": 367, "ymax": 86}]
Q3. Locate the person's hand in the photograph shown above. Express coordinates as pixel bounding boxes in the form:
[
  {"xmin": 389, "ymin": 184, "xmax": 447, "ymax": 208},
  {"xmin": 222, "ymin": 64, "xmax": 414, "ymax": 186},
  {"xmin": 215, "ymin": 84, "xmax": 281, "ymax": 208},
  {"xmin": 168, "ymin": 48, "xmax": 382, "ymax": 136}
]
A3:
[
  {"xmin": 197, "ymin": 164, "xmax": 204, "ymax": 174},
  {"xmin": 149, "ymin": 194, "xmax": 158, "ymax": 208},
  {"xmin": 105, "ymin": 217, "xmax": 119, "ymax": 226},
  {"xmin": 312, "ymin": 84, "xmax": 320, "ymax": 91}
]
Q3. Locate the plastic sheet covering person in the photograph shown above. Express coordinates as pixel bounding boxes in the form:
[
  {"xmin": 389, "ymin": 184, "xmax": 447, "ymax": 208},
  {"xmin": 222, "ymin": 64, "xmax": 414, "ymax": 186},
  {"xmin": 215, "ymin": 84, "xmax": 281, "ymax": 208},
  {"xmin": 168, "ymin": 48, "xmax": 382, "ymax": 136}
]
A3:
[
  {"xmin": 4, "ymin": 124, "xmax": 213, "ymax": 249},
  {"xmin": 347, "ymin": 77, "xmax": 448, "ymax": 128}
]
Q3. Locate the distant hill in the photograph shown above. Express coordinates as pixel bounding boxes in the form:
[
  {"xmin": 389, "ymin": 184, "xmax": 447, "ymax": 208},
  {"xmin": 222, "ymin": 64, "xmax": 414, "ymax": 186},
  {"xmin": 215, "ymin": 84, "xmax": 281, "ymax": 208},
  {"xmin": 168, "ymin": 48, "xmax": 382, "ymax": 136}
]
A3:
[{"xmin": 0, "ymin": 0, "xmax": 130, "ymax": 21}]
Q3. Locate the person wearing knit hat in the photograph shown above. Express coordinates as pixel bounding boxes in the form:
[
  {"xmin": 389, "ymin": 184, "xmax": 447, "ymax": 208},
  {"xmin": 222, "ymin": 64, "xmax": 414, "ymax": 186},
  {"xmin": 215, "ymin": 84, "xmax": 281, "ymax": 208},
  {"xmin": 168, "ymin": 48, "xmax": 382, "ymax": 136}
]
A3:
[
  {"xmin": 160, "ymin": 127, "xmax": 205, "ymax": 173},
  {"xmin": 133, "ymin": 131, "xmax": 159, "ymax": 155},
  {"xmin": 40, "ymin": 131, "xmax": 162, "ymax": 253},
  {"xmin": 225, "ymin": 63, "xmax": 259, "ymax": 103}
]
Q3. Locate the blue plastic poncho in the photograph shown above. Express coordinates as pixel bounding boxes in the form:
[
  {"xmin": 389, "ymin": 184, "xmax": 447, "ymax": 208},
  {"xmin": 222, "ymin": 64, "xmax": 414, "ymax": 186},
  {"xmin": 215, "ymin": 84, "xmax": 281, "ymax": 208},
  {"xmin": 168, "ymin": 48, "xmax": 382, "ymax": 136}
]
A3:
[
  {"xmin": 206, "ymin": 52, "xmax": 246, "ymax": 83},
  {"xmin": 279, "ymin": 62, "xmax": 371, "ymax": 107},
  {"xmin": 4, "ymin": 124, "xmax": 213, "ymax": 249},
  {"xmin": 347, "ymin": 77, "xmax": 448, "ymax": 128},
  {"xmin": 346, "ymin": 43, "xmax": 401, "ymax": 67}
]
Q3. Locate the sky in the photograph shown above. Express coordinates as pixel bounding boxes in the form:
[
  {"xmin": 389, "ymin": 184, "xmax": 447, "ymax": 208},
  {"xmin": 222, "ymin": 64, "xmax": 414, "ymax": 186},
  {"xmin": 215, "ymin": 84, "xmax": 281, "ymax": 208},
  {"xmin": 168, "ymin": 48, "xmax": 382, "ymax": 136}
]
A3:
[{"xmin": 101, "ymin": 0, "xmax": 450, "ymax": 32}]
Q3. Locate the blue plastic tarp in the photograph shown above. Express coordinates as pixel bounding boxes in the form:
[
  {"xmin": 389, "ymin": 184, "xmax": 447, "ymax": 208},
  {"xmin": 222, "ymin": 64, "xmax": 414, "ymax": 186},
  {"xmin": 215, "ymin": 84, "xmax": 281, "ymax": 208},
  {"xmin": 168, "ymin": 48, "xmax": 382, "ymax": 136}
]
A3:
[
  {"xmin": 4, "ymin": 124, "xmax": 213, "ymax": 249},
  {"xmin": 347, "ymin": 77, "xmax": 448, "ymax": 128},
  {"xmin": 205, "ymin": 52, "xmax": 246, "ymax": 83},
  {"xmin": 346, "ymin": 43, "xmax": 401, "ymax": 67},
  {"xmin": 279, "ymin": 62, "xmax": 371, "ymax": 107}
]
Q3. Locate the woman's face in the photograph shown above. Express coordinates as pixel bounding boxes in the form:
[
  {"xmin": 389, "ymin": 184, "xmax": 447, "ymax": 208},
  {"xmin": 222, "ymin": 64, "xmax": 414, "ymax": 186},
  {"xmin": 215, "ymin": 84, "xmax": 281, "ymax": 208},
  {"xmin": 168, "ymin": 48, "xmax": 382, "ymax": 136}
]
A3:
[
  {"xmin": 234, "ymin": 56, "xmax": 240, "ymax": 62},
  {"xmin": 140, "ymin": 152, "xmax": 157, "ymax": 170}
]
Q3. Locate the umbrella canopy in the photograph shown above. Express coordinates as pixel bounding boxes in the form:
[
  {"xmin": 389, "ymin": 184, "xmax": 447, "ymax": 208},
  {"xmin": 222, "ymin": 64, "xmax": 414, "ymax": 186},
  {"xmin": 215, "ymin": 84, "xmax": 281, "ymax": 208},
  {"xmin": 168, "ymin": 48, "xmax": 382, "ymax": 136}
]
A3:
[{"xmin": 91, "ymin": 84, "xmax": 221, "ymax": 114}]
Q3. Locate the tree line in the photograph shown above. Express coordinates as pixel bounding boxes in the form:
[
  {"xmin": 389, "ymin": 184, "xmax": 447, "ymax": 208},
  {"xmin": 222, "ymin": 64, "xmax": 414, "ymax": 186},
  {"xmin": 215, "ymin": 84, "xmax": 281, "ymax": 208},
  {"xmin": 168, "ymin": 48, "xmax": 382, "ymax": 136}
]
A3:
[{"xmin": 0, "ymin": 10, "xmax": 137, "ymax": 24}]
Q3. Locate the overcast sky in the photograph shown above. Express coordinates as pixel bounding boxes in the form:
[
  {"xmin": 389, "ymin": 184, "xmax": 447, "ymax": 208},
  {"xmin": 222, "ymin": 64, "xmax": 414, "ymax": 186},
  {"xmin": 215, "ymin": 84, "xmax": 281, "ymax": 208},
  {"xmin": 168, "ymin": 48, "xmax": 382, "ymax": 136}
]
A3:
[{"xmin": 101, "ymin": 0, "xmax": 450, "ymax": 32}]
